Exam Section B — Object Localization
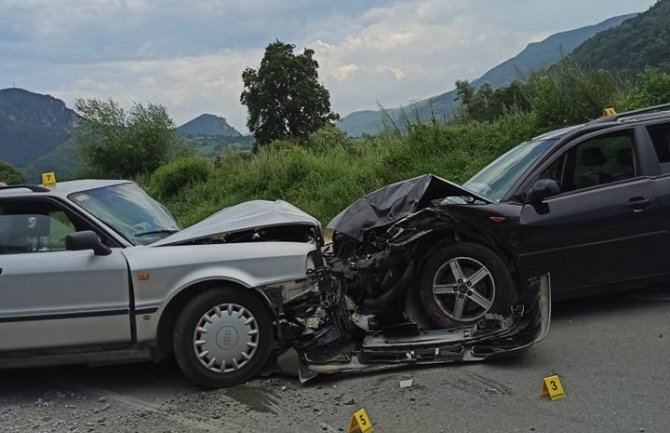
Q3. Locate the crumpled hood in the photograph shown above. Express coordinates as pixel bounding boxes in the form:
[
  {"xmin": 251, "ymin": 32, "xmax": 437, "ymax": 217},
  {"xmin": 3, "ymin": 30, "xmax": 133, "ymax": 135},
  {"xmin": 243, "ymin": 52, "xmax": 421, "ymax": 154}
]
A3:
[
  {"xmin": 152, "ymin": 200, "xmax": 320, "ymax": 246},
  {"xmin": 327, "ymin": 174, "xmax": 491, "ymax": 241}
]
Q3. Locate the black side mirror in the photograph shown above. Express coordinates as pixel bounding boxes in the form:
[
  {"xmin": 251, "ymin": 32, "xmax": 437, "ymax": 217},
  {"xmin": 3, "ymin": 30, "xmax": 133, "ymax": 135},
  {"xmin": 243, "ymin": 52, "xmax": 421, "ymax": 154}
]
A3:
[
  {"xmin": 527, "ymin": 179, "xmax": 560, "ymax": 203},
  {"xmin": 65, "ymin": 231, "xmax": 112, "ymax": 256}
]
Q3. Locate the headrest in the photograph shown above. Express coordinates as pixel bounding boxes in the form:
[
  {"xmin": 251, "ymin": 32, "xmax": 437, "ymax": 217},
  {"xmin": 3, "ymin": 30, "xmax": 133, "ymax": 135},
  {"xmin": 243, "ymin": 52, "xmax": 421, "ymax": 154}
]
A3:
[{"xmin": 581, "ymin": 147, "xmax": 606, "ymax": 166}]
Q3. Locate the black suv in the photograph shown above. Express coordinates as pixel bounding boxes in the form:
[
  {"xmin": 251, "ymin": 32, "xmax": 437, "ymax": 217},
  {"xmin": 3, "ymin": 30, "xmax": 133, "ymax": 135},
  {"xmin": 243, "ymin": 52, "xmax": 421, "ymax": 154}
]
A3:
[{"xmin": 328, "ymin": 104, "xmax": 670, "ymax": 327}]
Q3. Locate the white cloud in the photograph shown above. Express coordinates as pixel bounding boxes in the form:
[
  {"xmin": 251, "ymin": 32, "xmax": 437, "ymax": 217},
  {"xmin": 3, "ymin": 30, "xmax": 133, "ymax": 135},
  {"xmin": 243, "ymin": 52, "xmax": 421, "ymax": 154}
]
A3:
[{"xmin": 0, "ymin": 0, "xmax": 658, "ymax": 131}]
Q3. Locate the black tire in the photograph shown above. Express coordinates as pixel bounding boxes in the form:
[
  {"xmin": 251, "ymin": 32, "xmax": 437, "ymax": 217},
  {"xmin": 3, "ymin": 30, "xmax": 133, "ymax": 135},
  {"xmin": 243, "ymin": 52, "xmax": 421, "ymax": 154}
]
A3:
[
  {"xmin": 173, "ymin": 288, "xmax": 273, "ymax": 388},
  {"xmin": 418, "ymin": 242, "xmax": 515, "ymax": 327}
]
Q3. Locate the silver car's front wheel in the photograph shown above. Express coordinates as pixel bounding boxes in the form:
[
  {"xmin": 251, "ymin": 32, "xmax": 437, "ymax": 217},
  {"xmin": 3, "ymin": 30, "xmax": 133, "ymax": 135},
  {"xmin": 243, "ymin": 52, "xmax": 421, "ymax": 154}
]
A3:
[
  {"xmin": 193, "ymin": 303, "xmax": 260, "ymax": 373},
  {"xmin": 173, "ymin": 288, "xmax": 273, "ymax": 388}
]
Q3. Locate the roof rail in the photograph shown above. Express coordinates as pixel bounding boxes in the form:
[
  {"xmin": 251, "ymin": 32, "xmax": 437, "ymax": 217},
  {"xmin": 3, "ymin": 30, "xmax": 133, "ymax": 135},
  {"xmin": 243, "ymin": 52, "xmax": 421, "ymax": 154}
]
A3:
[
  {"xmin": 588, "ymin": 103, "xmax": 670, "ymax": 124},
  {"xmin": 0, "ymin": 184, "xmax": 50, "ymax": 193}
]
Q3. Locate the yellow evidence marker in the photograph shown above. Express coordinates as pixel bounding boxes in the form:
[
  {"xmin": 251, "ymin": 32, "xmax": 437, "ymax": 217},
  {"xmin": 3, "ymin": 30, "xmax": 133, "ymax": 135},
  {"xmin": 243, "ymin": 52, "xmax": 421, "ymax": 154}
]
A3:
[
  {"xmin": 348, "ymin": 408, "xmax": 374, "ymax": 433},
  {"xmin": 603, "ymin": 107, "xmax": 617, "ymax": 116},
  {"xmin": 41, "ymin": 171, "xmax": 57, "ymax": 188},
  {"xmin": 541, "ymin": 375, "xmax": 566, "ymax": 400}
]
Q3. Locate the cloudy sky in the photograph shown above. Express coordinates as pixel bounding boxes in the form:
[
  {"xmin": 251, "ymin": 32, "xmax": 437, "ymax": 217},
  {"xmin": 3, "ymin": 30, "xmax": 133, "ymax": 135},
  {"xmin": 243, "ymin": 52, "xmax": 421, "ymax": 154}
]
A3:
[{"xmin": 0, "ymin": 0, "xmax": 657, "ymax": 131}]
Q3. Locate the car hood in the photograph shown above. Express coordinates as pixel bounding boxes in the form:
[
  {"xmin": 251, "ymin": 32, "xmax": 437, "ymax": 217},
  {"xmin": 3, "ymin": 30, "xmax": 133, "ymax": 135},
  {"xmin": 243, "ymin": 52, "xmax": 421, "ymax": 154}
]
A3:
[
  {"xmin": 151, "ymin": 200, "xmax": 321, "ymax": 246},
  {"xmin": 327, "ymin": 174, "xmax": 491, "ymax": 241}
]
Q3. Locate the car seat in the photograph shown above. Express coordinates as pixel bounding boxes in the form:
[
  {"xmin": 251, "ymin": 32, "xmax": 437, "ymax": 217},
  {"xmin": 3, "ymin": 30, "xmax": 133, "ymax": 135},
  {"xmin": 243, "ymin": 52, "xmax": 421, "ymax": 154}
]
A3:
[{"xmin": 576, "ymin": 147, "xmax": 613, "ymax": 189}]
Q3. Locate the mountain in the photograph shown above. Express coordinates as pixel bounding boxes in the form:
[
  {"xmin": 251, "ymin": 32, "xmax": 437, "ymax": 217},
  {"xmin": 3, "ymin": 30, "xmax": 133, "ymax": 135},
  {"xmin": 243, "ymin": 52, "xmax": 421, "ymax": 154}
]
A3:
[
  {"xmin": 178, "ymin": 113, "xmax": 243, "ymax": 137},
  {"xmin": 337, "ymin": 13, "xmax": 638, "ymax": 137},
  {"xmin": 178, "ymin": 114, "xmax": 253, "ymax": 156},
  {"xmin": 571, "ymin": 0, "xmax": 670, "ymax": 73},
  {"xmin": 0, "ymin": 88, "xmax": 75, "ymax": 166},
  {"xmin": 0, "ymin": 88, "xmax": 78, "ymax": 181}
]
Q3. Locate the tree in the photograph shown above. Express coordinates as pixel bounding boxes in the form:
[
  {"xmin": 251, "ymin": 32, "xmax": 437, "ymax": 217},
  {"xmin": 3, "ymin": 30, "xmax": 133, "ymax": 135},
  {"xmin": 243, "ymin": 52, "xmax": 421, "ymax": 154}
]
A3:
[
  {"xmin": 625, "ymin": 67, "xmax": 670, "ymax": 109},
  {"xmin": 455, "ymin": 80, "xmax": 531, "ymax": 122},
  {"xmin": 73, "ymin": 98, "xmax": 184, "ymax": 178},
  {"xmin": 241, "ymin": 40, "xmax": 339, "ymax": 148},
  {"xmin": 527, "ymin": 61, "xmax": 623, "ymax": 128},
  {"xmin": 0, "ymin": 161, "xmax": 25, "ymax": 185}
]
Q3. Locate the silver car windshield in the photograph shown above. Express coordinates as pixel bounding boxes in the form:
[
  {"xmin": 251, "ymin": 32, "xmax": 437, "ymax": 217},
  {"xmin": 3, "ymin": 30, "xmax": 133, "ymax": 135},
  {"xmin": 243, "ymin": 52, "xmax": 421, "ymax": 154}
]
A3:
[
  {"xmin": 463, "ymin": 139, "xmax": 555, "ymax": 202},
  {"xmin": 69, "ymin": 183, "xmax": 182, "ymax": 246}
]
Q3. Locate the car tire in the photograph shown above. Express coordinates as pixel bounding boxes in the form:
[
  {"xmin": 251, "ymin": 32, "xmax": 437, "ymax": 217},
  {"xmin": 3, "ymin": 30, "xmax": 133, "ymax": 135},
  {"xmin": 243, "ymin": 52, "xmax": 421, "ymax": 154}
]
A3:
[
  {"xmin": 173, "ymin": 287, "xmax": 273, "ymax": 388},
  {"xmin": 418, "ymin": 242, "xmax": 515, "ymax": 327}
]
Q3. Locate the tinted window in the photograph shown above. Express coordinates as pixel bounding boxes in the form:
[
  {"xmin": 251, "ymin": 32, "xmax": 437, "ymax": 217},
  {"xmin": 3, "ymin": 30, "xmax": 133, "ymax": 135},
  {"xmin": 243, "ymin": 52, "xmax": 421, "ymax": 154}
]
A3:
[
  {"xmin": 539, "ymin": 131, "xmax": 636, "ymax": 194},
  {"xmin": 646, "ymin": 122, "xmax": 670, "ymax": 174}
]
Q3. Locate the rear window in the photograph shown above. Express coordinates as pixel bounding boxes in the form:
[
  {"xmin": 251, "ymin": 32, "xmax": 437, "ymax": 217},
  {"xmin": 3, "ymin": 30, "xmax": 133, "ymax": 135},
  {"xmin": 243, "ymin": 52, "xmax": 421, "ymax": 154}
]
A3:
[{"xmin": 646, "ymin": 122, "xmax": 670, "ymax": 174}]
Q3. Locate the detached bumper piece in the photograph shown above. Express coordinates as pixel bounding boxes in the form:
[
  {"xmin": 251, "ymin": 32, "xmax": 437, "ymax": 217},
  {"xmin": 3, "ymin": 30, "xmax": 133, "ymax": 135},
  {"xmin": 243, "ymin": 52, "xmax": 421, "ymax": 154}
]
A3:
[{"xmin": 294, "ymin": 274, "xmax": 550, "ymax": 382}]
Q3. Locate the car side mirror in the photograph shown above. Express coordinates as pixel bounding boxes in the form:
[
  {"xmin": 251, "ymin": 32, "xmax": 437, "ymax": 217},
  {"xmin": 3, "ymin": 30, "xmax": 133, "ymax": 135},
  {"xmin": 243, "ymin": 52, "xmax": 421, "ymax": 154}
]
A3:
[
  {"xmin": 65, "ymin": 231, "xmax": 112, "ymax": 256},
  {"xmin": 527, "ymin": 179, "xmax": 560, "ymax": 203}
]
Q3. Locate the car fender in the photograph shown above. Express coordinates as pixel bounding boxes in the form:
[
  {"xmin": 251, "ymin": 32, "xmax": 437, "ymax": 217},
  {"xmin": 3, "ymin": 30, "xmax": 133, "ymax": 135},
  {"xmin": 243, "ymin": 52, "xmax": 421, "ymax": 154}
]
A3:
[{"xmin": 121, "ymin": 242, "xmax": 317, "ymax": 342}]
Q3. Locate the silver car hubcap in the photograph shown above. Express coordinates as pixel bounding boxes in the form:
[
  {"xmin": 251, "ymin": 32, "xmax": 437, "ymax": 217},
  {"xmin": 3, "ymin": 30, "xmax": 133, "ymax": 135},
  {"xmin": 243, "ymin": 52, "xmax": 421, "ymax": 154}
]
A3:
[
  {"xmin": 432, "ymin": 256, "xmax": 495, "ymax": 322},
  {"xmin": 193, "ymin": 303, "xmax": 259, "ymax": 373}
]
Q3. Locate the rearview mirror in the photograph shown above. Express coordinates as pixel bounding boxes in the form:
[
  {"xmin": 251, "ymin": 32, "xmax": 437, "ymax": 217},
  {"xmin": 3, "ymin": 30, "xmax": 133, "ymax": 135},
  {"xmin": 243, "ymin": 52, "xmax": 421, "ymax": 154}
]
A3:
[
  {"xmin": 527, "ymin": 179, "xmax": 560, "ymax": 203},
  {"xmin": 65, "ymin": 231, "xmax": 111, "ymax": 256}
]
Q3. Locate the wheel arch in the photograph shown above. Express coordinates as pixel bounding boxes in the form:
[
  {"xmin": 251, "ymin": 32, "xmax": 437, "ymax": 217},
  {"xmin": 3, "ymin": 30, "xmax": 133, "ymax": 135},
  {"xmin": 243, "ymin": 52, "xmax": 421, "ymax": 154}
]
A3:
[
  {"xmin": 414, "ymin": 228, "xmax": 522, "ymax": 295},
  {"xmin": 153, "ymin": 279, "xmax": 276, "ymax": 361}
]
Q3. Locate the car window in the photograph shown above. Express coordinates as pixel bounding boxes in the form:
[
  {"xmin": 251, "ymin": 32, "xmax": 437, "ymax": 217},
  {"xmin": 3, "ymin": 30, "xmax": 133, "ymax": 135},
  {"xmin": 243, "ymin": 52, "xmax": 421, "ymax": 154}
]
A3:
[
  {"xmin": 0, "ymin": 203, "xmax": 77, "ymax": 254},
  {"xmin": 541, "ymin": 131, "xmax": 636, "ymax": 194},
  {"xmin": 646, "ymin": 122, "xmax": 670, "ymax": 174}
]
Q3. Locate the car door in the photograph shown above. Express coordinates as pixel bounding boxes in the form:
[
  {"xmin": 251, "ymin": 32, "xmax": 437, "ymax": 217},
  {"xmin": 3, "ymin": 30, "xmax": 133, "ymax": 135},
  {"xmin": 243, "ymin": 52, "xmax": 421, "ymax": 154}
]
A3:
[
  {"xmin": 0, "ymin": 198, "xmax": 131, "ymax": 351},
  {"xmin": 515, "ymin": 127, "xmax": 668, "ymax": 296}
]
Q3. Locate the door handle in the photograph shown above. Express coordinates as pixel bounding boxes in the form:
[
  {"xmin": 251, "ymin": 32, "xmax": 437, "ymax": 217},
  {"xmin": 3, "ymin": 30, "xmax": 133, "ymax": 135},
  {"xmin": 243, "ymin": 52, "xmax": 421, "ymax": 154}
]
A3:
[{"xmin": 626, "ymin": 197, "xmax": 655, "ymax": 212}]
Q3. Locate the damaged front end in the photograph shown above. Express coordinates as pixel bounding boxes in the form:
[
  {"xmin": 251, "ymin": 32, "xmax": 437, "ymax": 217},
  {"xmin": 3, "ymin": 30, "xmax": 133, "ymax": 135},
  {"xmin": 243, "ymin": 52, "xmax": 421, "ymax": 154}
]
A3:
[
  {"xmin": 274, "ymin": 266, "xmax": 550, "ymax": 382},
  {"xmin": 263, "ymin": 174, "xmax": 550, "ymax": 381}
]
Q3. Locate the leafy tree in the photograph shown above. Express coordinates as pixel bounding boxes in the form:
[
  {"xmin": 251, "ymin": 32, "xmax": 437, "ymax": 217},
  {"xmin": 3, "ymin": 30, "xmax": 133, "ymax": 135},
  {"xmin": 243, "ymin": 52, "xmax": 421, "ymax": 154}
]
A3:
[
  {"xmin": 241, "ymin": 40, "xmax": 339, "ymax": 148},
  {"xmin": 455, "ymin": 80, "xmax": 531, "ymax": 122},
  {"xmin": 527, "ymin": 61, "xmax": 624, "ymax": 128},
  {"xmin": 0, "ymin": 161, "xmax": 26, "ymax": 185},
  {"xmin": 73, "ymin": 98, "xmax": 184, "ymax": 178},
  {"xmin": 455, "ymin": 80, "xmax": 475, "ymax": 106},
  {"xmin": 624, "ymin": 67, "xmax": 670, "ymax": 109}
]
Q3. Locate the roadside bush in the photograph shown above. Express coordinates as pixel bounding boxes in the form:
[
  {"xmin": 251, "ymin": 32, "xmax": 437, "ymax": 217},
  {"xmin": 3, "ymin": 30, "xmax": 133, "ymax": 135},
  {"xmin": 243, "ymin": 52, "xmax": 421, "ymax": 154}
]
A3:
[
  {"xmin": 528, "ymin": 61, "xmax": 626, "ymax": 128},
  {"xmin": 161, "ymin": 114, "xmax": 541, "ymax": 227},
  {"xmin": 149, "ymin": 157, "xmax": 213, "ymax": 199},
  {"xmin": 622, "ymin": 67, "xmax": 670, "ymax": 109},
  {"xmin": 0, "ymin": 161, "xmax": 25, "ymax": 185}
]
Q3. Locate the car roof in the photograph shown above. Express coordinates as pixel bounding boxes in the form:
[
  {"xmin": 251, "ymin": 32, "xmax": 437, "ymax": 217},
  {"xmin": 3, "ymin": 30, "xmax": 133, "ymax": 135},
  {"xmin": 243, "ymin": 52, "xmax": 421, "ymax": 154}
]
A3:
[
  {"xmin": 0, "ymin": 179, "xmax": 132, "ymax": 199},
  {"xmin": 532, "ymin": 124, "xmax": 586, "ymax": 141},
  {"xmin": 532, "ymin": 105, "xmax": 670, "ymax": 142}
]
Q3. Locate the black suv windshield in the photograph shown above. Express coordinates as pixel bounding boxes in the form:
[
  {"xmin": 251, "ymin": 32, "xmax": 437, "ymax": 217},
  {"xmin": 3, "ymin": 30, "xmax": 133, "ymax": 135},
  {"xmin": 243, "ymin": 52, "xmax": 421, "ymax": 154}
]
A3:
[
  {"xmin": 69, "ymin": 183, "xmax": 182, "ymax": 246},
  {"xmin": 463, "ymin": 139, "xmax": 555, "ymax": 201}
]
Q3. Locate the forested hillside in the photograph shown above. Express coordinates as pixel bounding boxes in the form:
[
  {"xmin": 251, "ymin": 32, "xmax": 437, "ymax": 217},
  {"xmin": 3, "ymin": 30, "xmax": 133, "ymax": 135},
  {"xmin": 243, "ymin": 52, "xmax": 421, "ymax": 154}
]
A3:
[{"xmin": 571, "ymin": 0, "xmax": 670, "ymax": 72}]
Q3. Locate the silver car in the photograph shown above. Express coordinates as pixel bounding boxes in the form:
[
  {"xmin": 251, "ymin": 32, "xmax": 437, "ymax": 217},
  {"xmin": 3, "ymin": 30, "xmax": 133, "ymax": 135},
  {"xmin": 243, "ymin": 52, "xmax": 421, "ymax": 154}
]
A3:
[{"xmin": 0, "ymin": 179, "xmax": 549, "ymax": 387}]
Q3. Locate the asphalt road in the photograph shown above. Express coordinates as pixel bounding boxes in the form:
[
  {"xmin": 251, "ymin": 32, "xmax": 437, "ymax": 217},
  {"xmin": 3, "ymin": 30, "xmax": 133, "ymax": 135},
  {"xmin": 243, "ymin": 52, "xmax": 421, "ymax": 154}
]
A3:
[{"xmin": 1, "ymin": 289, "xmax": 668, "ymax": 433}]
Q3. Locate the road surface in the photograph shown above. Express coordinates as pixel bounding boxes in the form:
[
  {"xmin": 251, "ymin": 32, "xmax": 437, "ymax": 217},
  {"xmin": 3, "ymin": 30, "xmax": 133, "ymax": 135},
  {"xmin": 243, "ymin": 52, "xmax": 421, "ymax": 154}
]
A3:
[{"xmin": 1, "ymin": 289, "xmax": 668, "ymax": 433}]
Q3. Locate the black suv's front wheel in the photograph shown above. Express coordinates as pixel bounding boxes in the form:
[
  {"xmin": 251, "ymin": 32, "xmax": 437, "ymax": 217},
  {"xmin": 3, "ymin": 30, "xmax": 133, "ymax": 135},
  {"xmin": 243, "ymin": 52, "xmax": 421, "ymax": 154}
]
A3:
[
  {"xmin": 173, "ymin": 288, "xmax": 273, "ymax": 388},
  {"xmin": 418, "ymin": 242, "xmax": 515, "ymax": 327}
]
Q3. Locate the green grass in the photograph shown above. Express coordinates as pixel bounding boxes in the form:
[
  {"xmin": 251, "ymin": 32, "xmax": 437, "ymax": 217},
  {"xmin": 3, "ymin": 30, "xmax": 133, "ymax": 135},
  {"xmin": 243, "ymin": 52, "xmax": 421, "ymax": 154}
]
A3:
[
  {"xmin": 152, "ymin": 66, "xmax": 670, "ymax": 227},
  {"xmin": 157, "ymin": 113, "xmax": 542, "ymax": 227}
]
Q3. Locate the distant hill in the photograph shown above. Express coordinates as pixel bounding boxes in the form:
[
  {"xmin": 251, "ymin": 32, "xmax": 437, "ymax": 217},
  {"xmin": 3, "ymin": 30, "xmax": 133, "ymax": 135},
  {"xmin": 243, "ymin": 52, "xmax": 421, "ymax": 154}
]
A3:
[
  {"xmin": 178, "ymin": 114, "xmax": 253, "ymax": 156},
  {"xmin": 337, "ymin": 13, "xmax": 637, "ymax": 137},
  {"xmin": 0, "ymin": 93, "xmax": 252, "ymax": 181},
  {"xmin": 0, "ymin": 88, "xmax": 78, "ymax": 181},
  {"xmin": 178, "ymin": 113, "xmax": 242, "ymax": 137},
  {"xmin": 570, "ymin": 0, "xmax": 669, "ymax": 73}
]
